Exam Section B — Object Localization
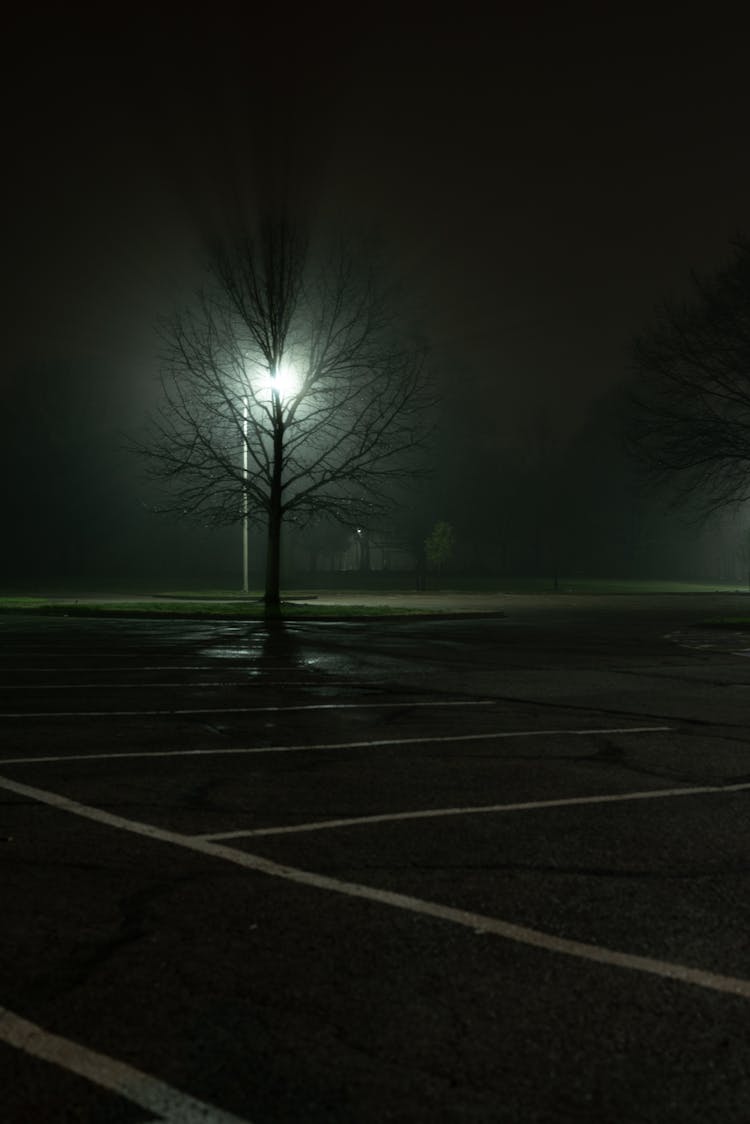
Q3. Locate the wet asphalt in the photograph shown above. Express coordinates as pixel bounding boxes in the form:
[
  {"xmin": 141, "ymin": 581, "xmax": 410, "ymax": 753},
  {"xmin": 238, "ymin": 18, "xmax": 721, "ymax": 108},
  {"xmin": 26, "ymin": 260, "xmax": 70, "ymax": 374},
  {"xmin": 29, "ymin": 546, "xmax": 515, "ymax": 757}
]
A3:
[{"xmin": 1, "ymin": 595, "xmax": 750, "ymax": 1122}]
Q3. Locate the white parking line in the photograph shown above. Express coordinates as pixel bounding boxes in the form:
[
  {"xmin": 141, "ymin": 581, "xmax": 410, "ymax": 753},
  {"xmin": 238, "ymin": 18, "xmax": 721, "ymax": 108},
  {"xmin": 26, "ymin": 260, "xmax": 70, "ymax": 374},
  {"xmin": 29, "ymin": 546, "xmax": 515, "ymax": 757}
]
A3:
[
  {"xmin": 3, "ymin": 666, "xmax": 310, "ymax": 672},
  {"xmin": 0, "ymin": 726, "xmax": 672, "ymax": 766},
  {"xmin": 0, "ymin": 1005, "xmax": 251, "ymax": 1123},
  {"xmin": 199, "ymin": 778, "xmax": 750, "ymax": 840},
  {"xmin": 0, "ymin": 682, "xmax": 346, "ymax": 690},
  {"xmin": 3, "ymin": 666, "xmax": 231, "ymax": 672},
  {"xmin": 1, "ymin": 771, "xmax": 749, "ymax": 1001},
  {"xmin": 0, "ymin": 700, "xmax": 495, "ymax": 718}
]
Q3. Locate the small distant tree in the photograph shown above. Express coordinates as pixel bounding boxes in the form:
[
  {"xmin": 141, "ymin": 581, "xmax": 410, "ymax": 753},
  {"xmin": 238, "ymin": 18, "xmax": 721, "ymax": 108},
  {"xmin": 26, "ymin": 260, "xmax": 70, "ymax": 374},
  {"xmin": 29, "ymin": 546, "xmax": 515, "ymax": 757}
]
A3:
[
  {"xmin": 425, "ymin": 520, "xmax": 455, "ymax": 575},
  {"xmin": 136, "ymin": 216, "xmax": 436, "ymax": 615}
]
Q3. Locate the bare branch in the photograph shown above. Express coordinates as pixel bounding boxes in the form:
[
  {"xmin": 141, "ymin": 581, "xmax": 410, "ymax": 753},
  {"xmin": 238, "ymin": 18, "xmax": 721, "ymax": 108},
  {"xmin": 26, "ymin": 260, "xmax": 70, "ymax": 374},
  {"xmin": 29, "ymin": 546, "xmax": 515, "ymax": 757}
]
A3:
[
  {"xmin": 134, "ymin": 216, "xmax": 437, "ymax": 604},
  {"xmin": 627, "ymin": 236, "xmax": 750, "ymax": 515}
]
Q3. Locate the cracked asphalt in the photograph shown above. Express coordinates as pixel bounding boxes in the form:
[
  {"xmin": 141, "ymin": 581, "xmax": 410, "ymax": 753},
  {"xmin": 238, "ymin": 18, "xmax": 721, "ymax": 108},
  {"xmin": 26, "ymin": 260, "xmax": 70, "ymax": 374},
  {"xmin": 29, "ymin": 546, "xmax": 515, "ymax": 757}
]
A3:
[{"xmin": 1, "ymin": 593, "xmax": 750, "ymax": 1122}]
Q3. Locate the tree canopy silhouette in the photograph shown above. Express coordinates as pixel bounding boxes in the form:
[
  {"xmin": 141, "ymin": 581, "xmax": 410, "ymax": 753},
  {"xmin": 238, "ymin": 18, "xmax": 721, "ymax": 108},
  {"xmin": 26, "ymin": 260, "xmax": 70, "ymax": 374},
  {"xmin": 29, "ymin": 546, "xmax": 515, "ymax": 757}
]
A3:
[
  {"xmin": 629, "ymin": 236, "xmax": 750, "ymax": 515},
  {"xmin": 137, "ymin": 218, "xmax": 436, "ymax": 611}
]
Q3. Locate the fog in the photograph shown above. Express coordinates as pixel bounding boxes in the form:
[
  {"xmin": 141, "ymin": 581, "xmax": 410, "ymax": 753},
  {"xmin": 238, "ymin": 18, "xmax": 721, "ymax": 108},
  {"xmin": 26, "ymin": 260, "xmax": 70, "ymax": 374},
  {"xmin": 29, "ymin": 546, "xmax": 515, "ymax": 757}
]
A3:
[
  {"xmin": 3, "ymin": 10, "xmax": 750, "ymax": 592},
  {"xmin": 3, "ymin": 354, "xmax": 746, "ymax": 595}
]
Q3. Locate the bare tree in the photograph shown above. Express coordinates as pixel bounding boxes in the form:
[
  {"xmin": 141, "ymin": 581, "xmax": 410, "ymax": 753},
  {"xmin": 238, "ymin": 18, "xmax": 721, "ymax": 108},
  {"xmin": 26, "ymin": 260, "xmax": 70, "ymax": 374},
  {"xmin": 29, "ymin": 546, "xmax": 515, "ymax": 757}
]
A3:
[
  {"xmin": 425, "ymin": 520, "xmax": 455, "ymax": 577},
  {"xmin": 136, "ymin": 218, "xmax": 436, "ymax": 613},
  {"xmin": 628, "ymin": 237, "xmax": 750, "ymax": 514}
]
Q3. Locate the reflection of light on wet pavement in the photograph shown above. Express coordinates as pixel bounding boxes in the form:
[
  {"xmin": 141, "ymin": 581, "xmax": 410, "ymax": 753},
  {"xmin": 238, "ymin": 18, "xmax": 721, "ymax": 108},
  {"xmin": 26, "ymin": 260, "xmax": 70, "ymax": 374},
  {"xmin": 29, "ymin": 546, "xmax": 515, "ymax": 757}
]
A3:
[
  {"xmin": 197, "ymin": 644, "xmax": 336, "ymax": 677},
  {"xmin": 198, "ymin": 649, "xmax": 321, "ymax": 662},
  {"xmin": 667, "ymin": 629, "xmax": 750, "ymax": 655}
]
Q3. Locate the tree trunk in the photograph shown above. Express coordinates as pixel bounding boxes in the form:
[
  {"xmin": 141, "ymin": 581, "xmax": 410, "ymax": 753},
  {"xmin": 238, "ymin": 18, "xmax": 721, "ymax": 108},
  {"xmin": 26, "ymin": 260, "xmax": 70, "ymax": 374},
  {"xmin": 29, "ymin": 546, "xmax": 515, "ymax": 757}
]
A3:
[
  {"xmin": 264, "ymin": 416, "xmax": 284, "ymax": 617},
  {"xmin": 264, "ymin": 504, "xmax": 282, "ymax": 615}
]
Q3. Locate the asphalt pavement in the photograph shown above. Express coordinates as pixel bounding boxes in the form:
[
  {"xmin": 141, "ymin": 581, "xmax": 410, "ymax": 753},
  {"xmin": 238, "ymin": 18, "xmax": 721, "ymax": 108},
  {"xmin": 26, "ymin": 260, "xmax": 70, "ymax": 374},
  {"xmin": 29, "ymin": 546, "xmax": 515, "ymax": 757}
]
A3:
[{"xmin": 1, "ymin": 595, "xmax": 750, "ymax": 1122}]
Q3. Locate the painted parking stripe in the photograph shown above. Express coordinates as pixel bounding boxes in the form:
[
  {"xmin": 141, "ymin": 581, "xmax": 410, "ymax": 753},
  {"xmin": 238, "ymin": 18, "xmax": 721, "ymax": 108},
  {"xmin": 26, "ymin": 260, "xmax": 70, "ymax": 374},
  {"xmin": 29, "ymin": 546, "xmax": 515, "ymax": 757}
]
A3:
[
  {"xmin": 0, "ymin": 726, "xmax": 672, "ymax": 767},
  {"xmin": 0, "ymin": 678, "xmax": 344, "ymax": 687},
  {"xmin": 3, "ymin": 666, "xmax": 310, "ymax": 672},
  {"xmin": 0, "ymin": 700, "xmax": 494, "ymax": 718},
  {"xmin": 200, "ymin": 777, "xmax": 750, "ymax": 840},
  {"xmin": 1, "ymin": 772, "xmax": 749, "ymax": 1001},
  {"xmin": 3, "ymin": 660, "xmax": 240, "ymax": 669},
  {"xmin": 0, "ymin": 1005, "xmax": 251, "ymax": 1123}
]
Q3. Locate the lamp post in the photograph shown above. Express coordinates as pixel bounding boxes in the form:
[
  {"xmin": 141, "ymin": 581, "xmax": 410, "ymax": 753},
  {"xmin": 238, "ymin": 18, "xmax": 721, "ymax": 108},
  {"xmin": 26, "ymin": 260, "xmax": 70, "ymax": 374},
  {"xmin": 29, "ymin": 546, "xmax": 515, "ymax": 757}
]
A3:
[{"xmin": 242, "ymin": 394, "xmax": 249, "ymax": 594}]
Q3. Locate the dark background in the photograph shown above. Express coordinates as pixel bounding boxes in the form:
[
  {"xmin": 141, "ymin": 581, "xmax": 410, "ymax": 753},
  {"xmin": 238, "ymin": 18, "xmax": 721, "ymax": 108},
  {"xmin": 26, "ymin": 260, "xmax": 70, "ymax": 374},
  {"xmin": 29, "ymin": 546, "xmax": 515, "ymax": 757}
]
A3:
[{"xmin": 3, "ymin": 5, "xmax": 750, "ymax": 589}]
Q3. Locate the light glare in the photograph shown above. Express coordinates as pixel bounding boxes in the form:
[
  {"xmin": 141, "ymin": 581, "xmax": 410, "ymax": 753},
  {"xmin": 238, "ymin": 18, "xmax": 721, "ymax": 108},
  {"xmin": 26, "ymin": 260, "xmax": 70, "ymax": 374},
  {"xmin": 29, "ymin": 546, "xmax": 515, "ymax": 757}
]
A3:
[{"xmin": 270, "ymin": 363, "xmax": 299, "ymax": 400}]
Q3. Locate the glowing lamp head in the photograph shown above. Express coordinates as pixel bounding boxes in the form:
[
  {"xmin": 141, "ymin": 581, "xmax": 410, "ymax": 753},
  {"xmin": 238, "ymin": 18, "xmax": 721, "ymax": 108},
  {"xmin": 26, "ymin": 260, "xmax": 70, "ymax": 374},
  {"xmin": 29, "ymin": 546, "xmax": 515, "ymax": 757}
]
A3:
[{"xmin": 269, "ymin": 363, "xmax": 299, "ymax": 400}]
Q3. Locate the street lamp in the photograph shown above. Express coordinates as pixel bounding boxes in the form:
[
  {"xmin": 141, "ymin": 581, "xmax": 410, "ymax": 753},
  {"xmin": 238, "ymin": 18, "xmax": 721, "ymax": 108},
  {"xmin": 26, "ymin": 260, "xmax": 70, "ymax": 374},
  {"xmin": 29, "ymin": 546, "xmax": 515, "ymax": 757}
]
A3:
[
  {"xmin": 265, "ymin": 362, "xmax": 299, "ymax": 402},
  {"xmin": 242, "ymin": 393, "xmax": 249, "ymax": 593}
]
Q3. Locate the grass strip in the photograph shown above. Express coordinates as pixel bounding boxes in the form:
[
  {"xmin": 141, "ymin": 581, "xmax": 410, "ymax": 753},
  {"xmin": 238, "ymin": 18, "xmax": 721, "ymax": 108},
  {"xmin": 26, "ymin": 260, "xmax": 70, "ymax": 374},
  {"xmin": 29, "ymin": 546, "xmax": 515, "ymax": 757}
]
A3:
[{"xmin": 0, "ymin": 599, "xmax": 435, "ymax": 621}]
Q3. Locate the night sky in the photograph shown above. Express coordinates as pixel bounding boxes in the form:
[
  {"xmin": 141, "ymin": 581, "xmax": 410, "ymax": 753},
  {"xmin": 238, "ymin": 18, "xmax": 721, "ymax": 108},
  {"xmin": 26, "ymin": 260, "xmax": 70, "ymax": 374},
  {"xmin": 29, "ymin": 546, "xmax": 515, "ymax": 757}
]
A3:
[{"xmin": 3, "ymin": 7, "xmax": 750, "ymax": 587}]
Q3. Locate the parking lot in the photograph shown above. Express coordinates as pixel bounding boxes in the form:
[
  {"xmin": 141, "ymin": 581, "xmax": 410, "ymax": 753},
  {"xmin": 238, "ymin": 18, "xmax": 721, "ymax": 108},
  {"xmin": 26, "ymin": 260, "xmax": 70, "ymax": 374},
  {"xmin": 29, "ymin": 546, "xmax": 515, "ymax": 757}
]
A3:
[{"xmin": 2, "ymin": 596, "xmax": 750, "ymax": 1122}]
